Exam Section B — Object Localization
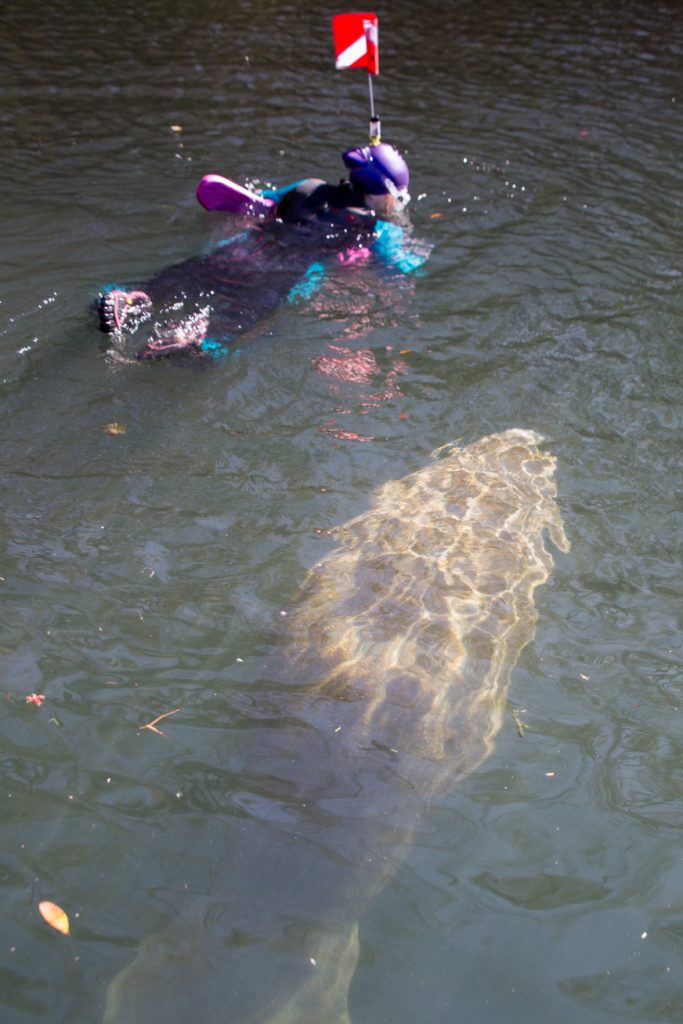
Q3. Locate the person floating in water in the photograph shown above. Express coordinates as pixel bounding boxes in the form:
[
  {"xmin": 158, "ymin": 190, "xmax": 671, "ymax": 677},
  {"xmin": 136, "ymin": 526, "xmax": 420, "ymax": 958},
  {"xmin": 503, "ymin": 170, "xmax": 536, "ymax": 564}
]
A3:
[
  {"xmin": 274, "ymin": 141, "xmax": 410, "ymax": 228},
  {"xmin": 97, "ymin": 143, "xmax": 428, "ymax": 362}
]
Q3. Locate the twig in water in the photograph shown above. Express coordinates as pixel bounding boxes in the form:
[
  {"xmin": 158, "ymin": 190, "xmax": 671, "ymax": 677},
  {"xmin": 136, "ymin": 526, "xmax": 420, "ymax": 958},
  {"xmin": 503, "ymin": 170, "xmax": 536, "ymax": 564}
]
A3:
[{"xmin": 140, "ymin": 708, "xmax": 181, "ymax": 737}]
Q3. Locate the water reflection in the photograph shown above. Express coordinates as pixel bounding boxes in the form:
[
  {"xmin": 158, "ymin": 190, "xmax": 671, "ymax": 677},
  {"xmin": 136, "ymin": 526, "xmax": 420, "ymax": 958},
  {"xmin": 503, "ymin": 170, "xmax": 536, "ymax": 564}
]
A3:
[{"xmin": 308, "ymin": 256, "xmax": 419, "ymax": 440}]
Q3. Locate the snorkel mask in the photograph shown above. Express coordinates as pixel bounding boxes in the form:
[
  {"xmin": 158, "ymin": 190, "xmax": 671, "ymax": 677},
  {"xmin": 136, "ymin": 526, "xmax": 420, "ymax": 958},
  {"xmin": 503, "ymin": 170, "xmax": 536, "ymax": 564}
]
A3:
[{"xmin": 342, "ymin": 143, "xmax": 411, "ymax": 208}]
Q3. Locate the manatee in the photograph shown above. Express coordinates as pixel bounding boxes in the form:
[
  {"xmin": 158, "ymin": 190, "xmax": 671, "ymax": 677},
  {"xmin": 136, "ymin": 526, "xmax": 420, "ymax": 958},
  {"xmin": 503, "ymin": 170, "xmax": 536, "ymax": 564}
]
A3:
[{"xmin": 104, "ymin": 428, "xmax": 569, "ymax": 1024}]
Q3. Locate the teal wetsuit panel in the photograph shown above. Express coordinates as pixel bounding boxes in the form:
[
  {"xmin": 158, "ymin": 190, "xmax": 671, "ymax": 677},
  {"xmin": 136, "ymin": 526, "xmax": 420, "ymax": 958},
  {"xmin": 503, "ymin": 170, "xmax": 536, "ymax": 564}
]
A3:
[
  {"xmin": 261, "ymin": 181, "xmax": 307, "ymax": 204},
  {"xmin": 287, "ymin": 262, "xmax": 326, "ymax": 302}
]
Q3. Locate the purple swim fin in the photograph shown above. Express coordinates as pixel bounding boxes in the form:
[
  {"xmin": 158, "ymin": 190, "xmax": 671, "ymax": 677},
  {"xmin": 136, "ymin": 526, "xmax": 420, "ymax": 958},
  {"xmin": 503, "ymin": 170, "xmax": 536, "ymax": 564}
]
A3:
[{"xmin": 196, "ymin": 174, "xmax": 276, "ymax": 216}]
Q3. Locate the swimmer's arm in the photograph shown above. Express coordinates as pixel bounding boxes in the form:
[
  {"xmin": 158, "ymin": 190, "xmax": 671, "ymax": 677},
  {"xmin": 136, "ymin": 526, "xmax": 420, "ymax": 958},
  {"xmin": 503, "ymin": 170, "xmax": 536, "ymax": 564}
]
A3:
[
  {"xmin": 137, "ymin": 335, "xmax": 231, "ymax": 361},
  {"xmin": 370, "ymin": 221, "xmax": 431, "ymax": 274}
]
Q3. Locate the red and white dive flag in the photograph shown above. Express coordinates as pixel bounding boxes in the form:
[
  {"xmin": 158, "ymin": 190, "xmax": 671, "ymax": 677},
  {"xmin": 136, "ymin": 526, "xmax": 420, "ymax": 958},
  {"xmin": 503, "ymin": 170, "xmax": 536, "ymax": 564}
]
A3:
[{"xmin": 332, "ymin": 13, "xmax": 379, "ymax": 75}]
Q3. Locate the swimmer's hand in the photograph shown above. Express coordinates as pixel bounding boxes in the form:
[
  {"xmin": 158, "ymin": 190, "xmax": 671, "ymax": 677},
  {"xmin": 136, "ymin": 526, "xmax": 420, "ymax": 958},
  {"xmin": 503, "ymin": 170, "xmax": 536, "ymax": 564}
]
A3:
[
  {"xmin": 137, "ymin": 311, "xmax": 210, "ymax": 360},
  {"xmin": 137, "ymin": 335, "xmax": 202, "ymax": 360}
]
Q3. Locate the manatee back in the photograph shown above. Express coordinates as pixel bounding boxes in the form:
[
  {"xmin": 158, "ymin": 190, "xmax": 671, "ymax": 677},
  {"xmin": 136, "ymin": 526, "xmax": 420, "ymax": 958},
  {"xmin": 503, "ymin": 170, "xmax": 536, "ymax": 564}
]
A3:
[{"xmin": 284, "ymin": 429, "xmax": 569, "ymax": 793}]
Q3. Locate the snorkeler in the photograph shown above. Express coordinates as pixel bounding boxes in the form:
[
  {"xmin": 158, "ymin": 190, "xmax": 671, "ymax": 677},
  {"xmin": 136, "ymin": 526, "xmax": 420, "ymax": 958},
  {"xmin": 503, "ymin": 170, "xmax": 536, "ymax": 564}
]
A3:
[
  {"xmin": 97, "ymin": 143, "xmax": 422, "ymax": 362},
  {"xmin": 274, "ymin": 142, "xmax": 410, "ymax": 228}
]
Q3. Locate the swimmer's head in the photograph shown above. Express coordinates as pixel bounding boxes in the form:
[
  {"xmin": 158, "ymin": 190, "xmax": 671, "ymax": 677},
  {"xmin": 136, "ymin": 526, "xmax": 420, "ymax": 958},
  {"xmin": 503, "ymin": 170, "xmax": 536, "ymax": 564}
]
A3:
[{"xmin": 342, "ymin": 143, "xmax": 410, "ymax": 218}]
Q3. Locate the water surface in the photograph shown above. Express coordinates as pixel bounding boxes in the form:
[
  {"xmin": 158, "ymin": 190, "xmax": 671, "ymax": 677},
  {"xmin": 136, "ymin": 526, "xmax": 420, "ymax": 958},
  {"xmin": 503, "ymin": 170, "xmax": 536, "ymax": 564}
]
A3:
[{"xmin": 0, "ymin": 0, "xmax": 681, "ymax": 1021}]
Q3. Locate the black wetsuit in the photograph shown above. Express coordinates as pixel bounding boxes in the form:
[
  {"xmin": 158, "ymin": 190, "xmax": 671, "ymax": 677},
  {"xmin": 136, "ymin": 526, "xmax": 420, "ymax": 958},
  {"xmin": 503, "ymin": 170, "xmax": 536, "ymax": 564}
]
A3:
[
  {"xmin": 276, "ymin": 178, "xmax": 376, "ymax": 230},
  {"xmin": 99, "ymin": 178, "xmax": 378, "ymax": 360}
]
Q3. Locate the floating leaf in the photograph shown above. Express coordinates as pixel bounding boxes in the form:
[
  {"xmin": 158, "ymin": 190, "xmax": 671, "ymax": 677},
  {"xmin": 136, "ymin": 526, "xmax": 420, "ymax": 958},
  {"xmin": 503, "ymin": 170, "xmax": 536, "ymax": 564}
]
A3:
[
  {"xmin": 104, "ymin": 422, "xmax": 127, "ymax": 436},
  {"xmin": 38, "ymin": 900, "xmax": 70, "ymax": 935}
]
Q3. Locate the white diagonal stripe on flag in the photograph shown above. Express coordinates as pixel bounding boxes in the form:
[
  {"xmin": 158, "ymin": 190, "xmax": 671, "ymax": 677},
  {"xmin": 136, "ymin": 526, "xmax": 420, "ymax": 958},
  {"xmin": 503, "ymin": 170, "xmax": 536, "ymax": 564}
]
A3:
[{"xmin": 335, "ymin": 35, "xmax": 368, "ymax": 70}]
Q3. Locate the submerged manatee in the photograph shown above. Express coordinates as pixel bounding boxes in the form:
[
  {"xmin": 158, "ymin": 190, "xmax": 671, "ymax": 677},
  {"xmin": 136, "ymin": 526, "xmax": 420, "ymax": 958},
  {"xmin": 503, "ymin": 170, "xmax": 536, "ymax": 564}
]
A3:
[{"xmin": 104, "ymin": 429, "xmax": 569, "ymax": 1024}]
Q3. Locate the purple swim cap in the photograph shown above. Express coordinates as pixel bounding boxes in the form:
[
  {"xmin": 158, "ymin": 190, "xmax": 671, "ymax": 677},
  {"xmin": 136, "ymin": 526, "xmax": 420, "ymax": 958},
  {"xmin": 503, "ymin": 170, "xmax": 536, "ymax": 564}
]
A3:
[{"xmin": 342, "ymin": 143, "xmax": 410, "ymax": 198}]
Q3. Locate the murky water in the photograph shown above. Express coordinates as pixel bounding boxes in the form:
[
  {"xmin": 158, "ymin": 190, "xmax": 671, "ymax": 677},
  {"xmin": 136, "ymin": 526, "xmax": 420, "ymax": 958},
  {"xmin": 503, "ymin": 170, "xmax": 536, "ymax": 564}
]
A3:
[{"xmin": 1, "ymin": 0, "xmax": 681, "ymax": 1021}]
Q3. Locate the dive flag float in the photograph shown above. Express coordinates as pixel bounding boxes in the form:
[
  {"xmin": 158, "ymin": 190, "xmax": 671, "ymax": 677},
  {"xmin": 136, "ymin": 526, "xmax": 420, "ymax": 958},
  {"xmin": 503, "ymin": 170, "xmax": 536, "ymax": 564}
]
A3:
[
  {"xmin": 332, "ymin": 11, "xmax": 379, "ymax": 73},
  {"xmin": 333, "ymin": 11, "xmax": 381, "ymax": 143},
  {"xmin": 197, "ymin": 12, "xmax": 381, "ymax": 215}
]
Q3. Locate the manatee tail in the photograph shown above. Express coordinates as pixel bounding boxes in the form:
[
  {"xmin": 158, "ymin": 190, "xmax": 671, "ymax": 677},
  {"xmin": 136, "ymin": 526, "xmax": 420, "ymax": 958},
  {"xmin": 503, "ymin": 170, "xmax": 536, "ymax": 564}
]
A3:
[{"xmin": 104, "ymin": 898, "xmax": 357, "ymax": 1024}]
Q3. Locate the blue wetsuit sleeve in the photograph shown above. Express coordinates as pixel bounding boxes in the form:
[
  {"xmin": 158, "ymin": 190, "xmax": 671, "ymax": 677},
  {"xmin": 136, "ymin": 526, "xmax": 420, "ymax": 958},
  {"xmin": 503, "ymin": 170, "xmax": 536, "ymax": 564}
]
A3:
[{"xmin": 371, "ymin": 221, "xmax": 430, "ymax": 274}]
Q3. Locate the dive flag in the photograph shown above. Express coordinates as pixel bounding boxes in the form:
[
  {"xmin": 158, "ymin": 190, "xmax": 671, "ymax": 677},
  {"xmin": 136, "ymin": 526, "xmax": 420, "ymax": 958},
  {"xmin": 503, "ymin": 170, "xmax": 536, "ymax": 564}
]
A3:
[{"xmin": 332, "ymin": 13, "xmax": 379, "ymax": 75}]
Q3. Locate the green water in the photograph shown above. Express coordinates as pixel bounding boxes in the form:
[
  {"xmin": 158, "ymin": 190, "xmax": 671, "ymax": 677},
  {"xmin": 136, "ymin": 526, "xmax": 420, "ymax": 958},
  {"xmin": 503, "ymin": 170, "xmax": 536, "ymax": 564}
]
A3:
[{"xmin": 1, "ymin": 0, "xmax": 681, "ymax": 1020}]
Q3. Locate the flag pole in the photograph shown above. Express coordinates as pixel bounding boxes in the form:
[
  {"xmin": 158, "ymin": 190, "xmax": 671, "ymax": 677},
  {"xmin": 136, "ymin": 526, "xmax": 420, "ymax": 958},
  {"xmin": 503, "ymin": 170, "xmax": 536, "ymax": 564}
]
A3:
[
  {"xmin": 368, "ymin": 73, "xmax": 380, "ymax": 145},
  {"xmin": 365, "ymin": 18, "xmax": 380, "ymax": 145}
]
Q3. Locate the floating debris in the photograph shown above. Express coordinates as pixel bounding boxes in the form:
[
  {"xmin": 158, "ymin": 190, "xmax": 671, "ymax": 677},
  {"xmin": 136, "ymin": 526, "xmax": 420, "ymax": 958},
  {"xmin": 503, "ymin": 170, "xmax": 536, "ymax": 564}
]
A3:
[
  {"xmin": 140, "ymin": 708, "xmax": 181, "ymax": 737},
  {"xmin": 38, "ymin": 900, "xmax": 70, "ymax": 935},
  {"xmin": 511, "ymin": 707, "xmax": 529, "ymax": 737}
]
